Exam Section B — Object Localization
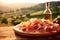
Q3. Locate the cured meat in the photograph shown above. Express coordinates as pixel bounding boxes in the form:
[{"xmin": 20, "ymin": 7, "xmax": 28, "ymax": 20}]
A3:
[{"xmin": 18, "ymin": 18, "xmax": 60, "ymax": 33}]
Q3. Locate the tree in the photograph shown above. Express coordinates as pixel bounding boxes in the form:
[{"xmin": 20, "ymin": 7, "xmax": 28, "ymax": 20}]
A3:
[
  {"xmin": 1, "ymin": 18, "xmax": 8, "ymax": 24},
  {"xmin": 0, "ymin": 10, "xmax": 3, "ymax": 15}
]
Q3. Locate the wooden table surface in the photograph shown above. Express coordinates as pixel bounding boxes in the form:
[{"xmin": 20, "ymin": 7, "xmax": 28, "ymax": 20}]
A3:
[{"xmin": 0, "ymin": 26, "xmax": 60, "ymax": 40}]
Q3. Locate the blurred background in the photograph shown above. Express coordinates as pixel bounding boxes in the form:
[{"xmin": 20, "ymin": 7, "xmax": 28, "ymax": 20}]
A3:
[{"xmin": 0, "ymin": 0, "xmax": 60, "ymax": 26}]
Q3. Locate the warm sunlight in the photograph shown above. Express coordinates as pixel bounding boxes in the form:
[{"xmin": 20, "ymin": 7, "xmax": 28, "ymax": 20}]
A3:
[{"xmin": 0, "ymin": 0, "xmax": 58, "ymax": 3}]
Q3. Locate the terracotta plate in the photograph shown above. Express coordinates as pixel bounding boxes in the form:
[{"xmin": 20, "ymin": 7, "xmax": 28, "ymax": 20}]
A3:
[{"xmin": 13, "ymin": 25, "xmax": 60, "ymax": 37}]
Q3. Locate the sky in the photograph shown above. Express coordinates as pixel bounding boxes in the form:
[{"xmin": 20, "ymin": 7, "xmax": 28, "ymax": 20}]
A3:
[
  {"xmin": 0, "ymin": 0, "xmax": 59, "ymax": 11},
  {"xmin": 0, "ymin": 0, "xmax": 59, "ymax": 4}
]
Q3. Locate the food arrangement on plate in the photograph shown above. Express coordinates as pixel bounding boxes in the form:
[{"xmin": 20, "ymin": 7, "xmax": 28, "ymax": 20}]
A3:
[{"xmin": 14, "ymin": 18, "xmax": 60, "ymax": 37}]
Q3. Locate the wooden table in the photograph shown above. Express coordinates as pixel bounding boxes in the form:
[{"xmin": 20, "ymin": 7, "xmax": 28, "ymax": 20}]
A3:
[{"xmin": 0, "ymin": 26, "xmax": 60, "ymax": 40}]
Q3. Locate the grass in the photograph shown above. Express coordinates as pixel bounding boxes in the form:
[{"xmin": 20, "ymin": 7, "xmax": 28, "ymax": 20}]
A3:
[{"xmin": 30, "ymin": 11, "xmax": 43, "ymax": 16}]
